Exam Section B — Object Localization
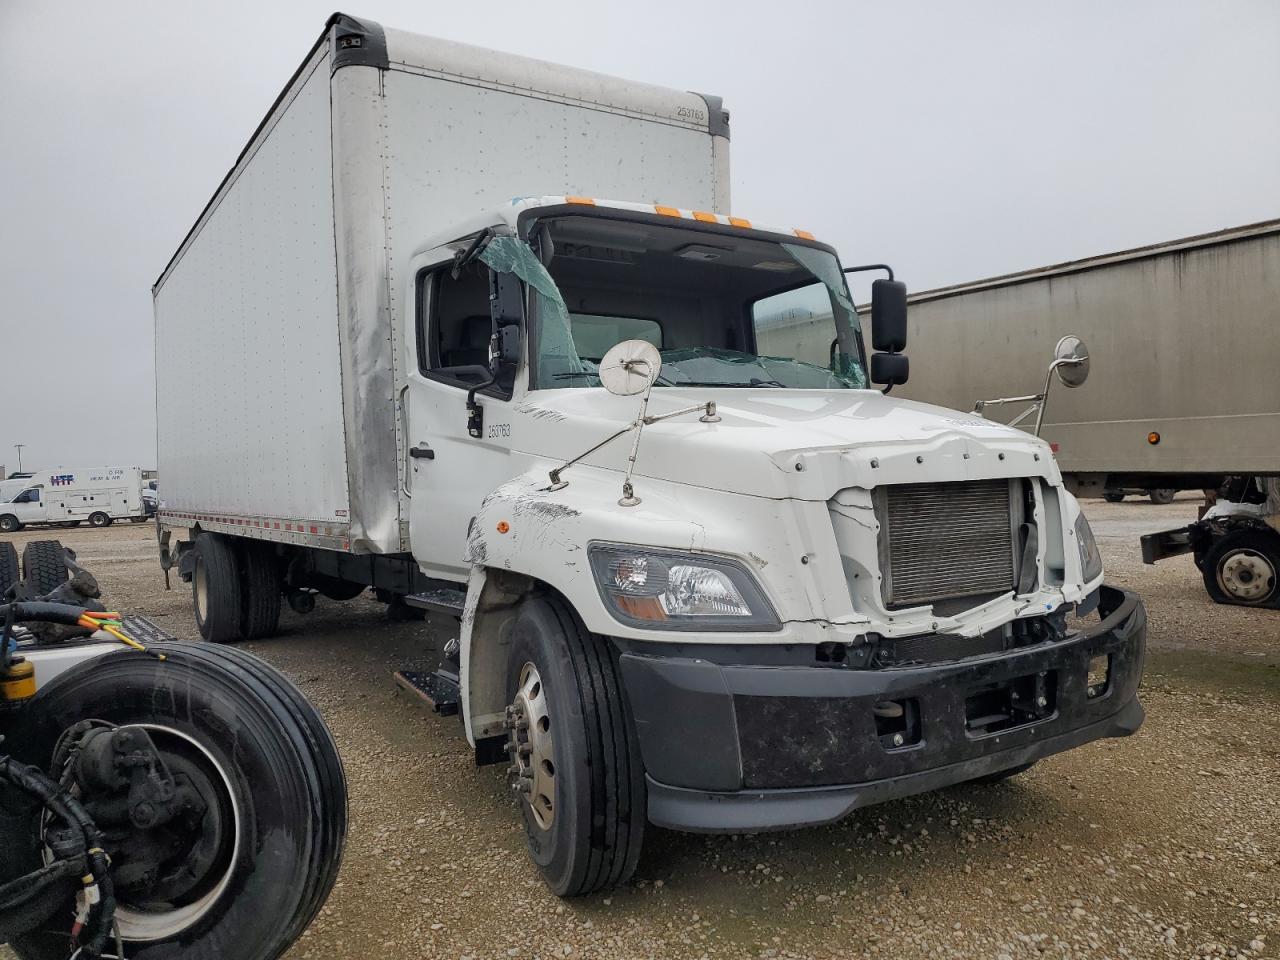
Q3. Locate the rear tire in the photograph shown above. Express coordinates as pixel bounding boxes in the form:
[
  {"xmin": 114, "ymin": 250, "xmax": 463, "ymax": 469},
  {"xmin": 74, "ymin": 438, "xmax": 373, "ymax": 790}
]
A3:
[
  {"xmin": 503, "ymin": 595, "xmax": 645, "ymax": 896},
  {"xmin": 2, "ymin": 642, "xmax": 347, "ymax": 960},
  {"xmin": 1202, "ymin": 529, "xmax": 1280, "ymax": 608},
  {"xmin": 192, "ymin": 534, "xmax": 245, "ymax": 643},
  {"xmin": 0, "ymin": 514, "xmax": 21, "ymax": 533},
  {"xmin": 0, "ymin": 542, "xmax": 18, "ymax": 597},
  {"xmin": 1149, "ymin": 488, "xmax": 1176, "ymax": 505},
  {"xmin": 20, "ymin": 541, "xmax": 69, "ymax": 599},
  {"xmin": 1102, "ymin": 491, "xmax": 1125, "ymax": 504},
  {"xmin": 87, "ymin": 511, "xmax": 110, "ymax": 528},
  {"xmin": 240, "ymin": 542, "xmax": 282, "ymax": 640}
]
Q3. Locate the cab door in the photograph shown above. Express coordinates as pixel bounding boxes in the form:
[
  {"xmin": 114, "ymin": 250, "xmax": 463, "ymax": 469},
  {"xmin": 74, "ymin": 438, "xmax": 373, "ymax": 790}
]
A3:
[{"xmin": 403, "ymin": 246, "xmax": 522, "ymax": 581}]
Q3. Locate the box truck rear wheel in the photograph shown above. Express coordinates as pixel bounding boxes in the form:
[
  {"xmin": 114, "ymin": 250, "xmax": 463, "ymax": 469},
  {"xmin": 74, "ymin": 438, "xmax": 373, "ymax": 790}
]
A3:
[
  {"xmin": 1, "ymin": 642, "xmax": 347, "ymax": 960},
  {"xmin": 0, "ymin": 542, "xmax": 18, "ymax": 597},
  {"xmin": 88, "ymin": 511, "xmax": 111, "ymax": 528},
  {"xmin": 192, "ymin": 534, "xmax": 245, "ymax": 643},
  {"xmin": 1203, "ymin": 530, "xmax": 1279, "ymax": 608},
  {"xmin": 503, "ymin": 595, "xmax": 645, "ymax": 896},
  {"xmin": 1103, "ymin": 491, "xmax": 1125, "ymax": 503},
  {"xmin": 0, "ymin": 515, "xmax": 21, "ymax": 533},
  {"xmin": 20, "ymin": 540, "xmax": 69, "ymax": 599},
  {"xmin": 1148, "ymin": 488, "xmax": 1176, "ymax": 505},
  {"xmin": 240, "ymin": 541, "xmax": 283, "ymax": 640}
]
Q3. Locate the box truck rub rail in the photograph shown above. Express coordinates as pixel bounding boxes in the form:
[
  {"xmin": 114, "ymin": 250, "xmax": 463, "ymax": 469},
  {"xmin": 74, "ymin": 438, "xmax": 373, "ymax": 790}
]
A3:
[{"xmin": 152, "ymin": 13, "xmax": 1146, "ymax": 897}]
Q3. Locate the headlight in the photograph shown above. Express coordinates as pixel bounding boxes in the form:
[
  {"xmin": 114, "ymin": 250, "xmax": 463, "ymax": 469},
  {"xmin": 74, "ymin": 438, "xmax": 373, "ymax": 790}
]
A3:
[
  {"xmin": 1074, "ymin": 513, "xmax": 1103, "ymax": 583},
  {"xmin": 588, "ymin": 544, "xmax": 781, "ymax": 631}
]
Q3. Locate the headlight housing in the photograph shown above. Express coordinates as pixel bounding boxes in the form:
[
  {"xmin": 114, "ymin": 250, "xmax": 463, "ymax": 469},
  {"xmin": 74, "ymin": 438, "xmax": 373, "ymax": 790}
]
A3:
[
  {"xmin": 588, "ymin": 544, "xmax": 781, "ymax": 631},
  {"xmin": 1074, "ymin": 512, "xmax": 1103, "ymax": 583}
]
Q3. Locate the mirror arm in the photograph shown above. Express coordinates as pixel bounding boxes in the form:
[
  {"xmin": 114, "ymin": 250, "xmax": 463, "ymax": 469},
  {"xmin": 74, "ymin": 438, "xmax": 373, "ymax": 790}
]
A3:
[
  {"xmin": 547, "ymin": 423, "xmax": 637, "ymax": 490},
  {"xmin": 452, "ymin": 227, "xmax": 494, "ymax": 279},
  {"xmin": 842, "ymin": 263, "xmax": 895, "ymax": 281}
]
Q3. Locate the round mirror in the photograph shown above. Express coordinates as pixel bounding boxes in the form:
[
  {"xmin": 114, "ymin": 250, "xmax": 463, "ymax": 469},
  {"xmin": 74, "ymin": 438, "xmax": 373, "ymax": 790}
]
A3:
[
  {"xmin": 1054, "ymin": 335, "xmax": 1090, "ymax": 388},
  {"xmin": 599, "ymin": 340, "xmax": 662, "ymax": 396}
]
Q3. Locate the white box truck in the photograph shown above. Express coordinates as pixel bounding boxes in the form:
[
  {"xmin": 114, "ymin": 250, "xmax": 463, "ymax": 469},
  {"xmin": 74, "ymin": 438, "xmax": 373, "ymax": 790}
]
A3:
[
  {"xmin": 0, "ymin": 466, "xmax": 148, "ymax": 532},
  {"xmin": 154, "ymin": 13, "xmax": 1146, "ymax": 895}
]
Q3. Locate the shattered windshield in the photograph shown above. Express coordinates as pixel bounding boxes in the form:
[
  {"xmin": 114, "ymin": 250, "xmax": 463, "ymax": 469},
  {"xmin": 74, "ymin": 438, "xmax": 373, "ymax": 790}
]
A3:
[{"xmin": 513, "ymin": 216, "xmax": 867, "ymax": 390}]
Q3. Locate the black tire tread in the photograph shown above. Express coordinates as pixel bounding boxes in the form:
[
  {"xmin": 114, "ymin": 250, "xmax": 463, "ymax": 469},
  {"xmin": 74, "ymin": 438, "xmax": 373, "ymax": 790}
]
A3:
[
  {"xmin": 194, "ymin": 534, "xmax": 244, "ymax": 643},
  {"xmin": 240, "ymin": 542, "xmax": 282, "ymax": 640},
  {"xmin": 20, "ymin": 540, "xmax": 68, "ymax": 599},
  {"xmin": 0, "ymin": 542, "xmax": 19, "ymax": 598}
]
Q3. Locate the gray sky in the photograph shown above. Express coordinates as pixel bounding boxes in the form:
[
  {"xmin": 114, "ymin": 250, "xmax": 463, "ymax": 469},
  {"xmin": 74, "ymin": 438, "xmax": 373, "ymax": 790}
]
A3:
[{"xmin": 1, "ymin": 0, "xmax": 1277, "ymax": 472}]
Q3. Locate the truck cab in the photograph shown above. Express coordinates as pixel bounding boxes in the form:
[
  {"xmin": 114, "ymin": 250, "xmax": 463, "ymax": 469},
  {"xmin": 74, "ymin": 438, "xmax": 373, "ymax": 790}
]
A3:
[{"xmin": 403, "ymin": 195, "xmax": 1146, "ymax": 887}]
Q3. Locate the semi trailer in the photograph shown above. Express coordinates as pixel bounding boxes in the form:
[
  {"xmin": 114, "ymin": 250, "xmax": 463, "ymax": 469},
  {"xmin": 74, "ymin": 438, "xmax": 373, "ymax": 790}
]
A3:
[
  {"xmin": 154, "ymin": 13, "xmax": 1146, "ymax": 895},
  {"xmin": 0, "ymin": 466, "xmax": 149, "ymax": 532},
  {"xmin": 892, "ymin": 220, "xmax": 1280, "ymax": 608}
]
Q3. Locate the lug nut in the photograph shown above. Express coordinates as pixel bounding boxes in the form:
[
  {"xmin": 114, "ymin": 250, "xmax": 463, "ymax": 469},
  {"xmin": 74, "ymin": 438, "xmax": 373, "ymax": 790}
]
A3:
[
  {"xmin": 892, "ymin": 733, "xmax": 905, "ymax": 747},
  {"xmin": 1036, "ymin": 696, "xmax": 1048, "ymax": 708}
]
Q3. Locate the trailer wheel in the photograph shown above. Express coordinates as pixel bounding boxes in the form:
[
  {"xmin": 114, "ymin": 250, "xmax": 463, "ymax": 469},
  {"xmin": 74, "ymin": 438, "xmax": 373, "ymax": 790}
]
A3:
[
  {"xmin": 503, "ymin": 595, "xmax": 645, "ymax": 896},
  {"xmin": 240, "ymin": 541, "xmax": 282, "ymax": 640},
  {"xmin": 2, "ymin": 642, "xmax": 347, "ymax": 960},
  {"xmin": 1148, "ymin": 488, "xmax": 1177, "ymax": 505},
  {"xmin": 1202, "ymin": 530, "xmax": 1280, "ymax": 608},
  {"xmin": 0, "ymin": 514, "xmax": 21, "ymax": 533},
  {"xmin": 87, "ymin": 511, "xmax": 110, "ymax": 528},
  {"xmin": 192, "ymin": 534, "xmax": 245, "ymax": 643},
  {"xmin": 1102, "ymin": 491, "xmax": 1125, "ymax": 503},
  {"xmin": 0, "ymin": 542, "xmax": 18, "ymax": 597},
  {"xmin": 20, "ymin": 540, "xmax": 69, "ymax": 598}
]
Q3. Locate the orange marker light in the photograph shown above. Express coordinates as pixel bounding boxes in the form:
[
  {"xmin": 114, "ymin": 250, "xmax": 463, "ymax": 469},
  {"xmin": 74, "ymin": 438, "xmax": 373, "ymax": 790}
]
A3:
[
  {"xmin": 793, "ymin": 229, "xmax": 815, "ymax": 240},
  {"xmin": 1147, "ymin": 432, "xmax": 1161, "ymax": 445},
  {"xmin": 565, "ymin": 196, "xmax": 595, "ymax": 205},
  {"xmin": 496, "ymin": 520, "xmax": 510, "ymax": 534},
  {"xmin": 728, "ymin": 216, "xmax": 752, "ymax": 228},
  {"xmin": 654, "ymin": 205, "xmax": 681, "ymax": 217},
  {"xmin": 692, "ymin": 210, "xmax": 718, "ymax": 223}
]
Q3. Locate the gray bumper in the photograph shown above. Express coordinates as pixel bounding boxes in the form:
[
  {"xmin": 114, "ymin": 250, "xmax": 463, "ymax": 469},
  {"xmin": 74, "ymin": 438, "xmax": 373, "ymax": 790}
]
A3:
[{"xmin": 618, "ymin": 585, "xmax": 1146, "ymax": 833}]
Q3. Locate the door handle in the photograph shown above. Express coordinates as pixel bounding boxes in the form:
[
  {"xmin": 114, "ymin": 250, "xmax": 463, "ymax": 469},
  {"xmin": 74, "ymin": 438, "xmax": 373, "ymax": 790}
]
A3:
[{"xmin": 410, "ymin": 444, "xmax": 435, "ymax": 460}]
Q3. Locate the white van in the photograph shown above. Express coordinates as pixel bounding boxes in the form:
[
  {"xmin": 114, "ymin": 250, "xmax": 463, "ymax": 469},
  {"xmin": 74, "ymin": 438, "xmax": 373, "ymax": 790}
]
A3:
[{"xmin": 0, "ymin": 466, "xmax": 147, "ymax": 532}]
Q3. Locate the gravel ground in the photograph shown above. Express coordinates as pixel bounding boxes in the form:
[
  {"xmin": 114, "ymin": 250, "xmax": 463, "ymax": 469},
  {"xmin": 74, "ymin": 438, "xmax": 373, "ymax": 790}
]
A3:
[{"xmin": 3, "ymin": 494, "xmax": 1277, "ymax": 960}]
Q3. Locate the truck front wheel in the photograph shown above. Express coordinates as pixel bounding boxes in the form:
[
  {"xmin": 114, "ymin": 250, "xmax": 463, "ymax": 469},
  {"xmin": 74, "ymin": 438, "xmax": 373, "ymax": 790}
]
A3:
[
  {"xmin": 88, "ymin": 511, "xmax": 111, "ymax": 528},
  {"xmin": 503, "ymin": 595, "xmax": 645, "ymax": 896},
  {"xmin": 1202, "ymin": 530, "xmax": 1280, "ymax": 608},
  {"xmin": 192, "ymin": 534, "xmax": 245, "ymax": 642},
  {"xmin": 0, "ymin": 515, "xmax": 21, "ymax": 533}
]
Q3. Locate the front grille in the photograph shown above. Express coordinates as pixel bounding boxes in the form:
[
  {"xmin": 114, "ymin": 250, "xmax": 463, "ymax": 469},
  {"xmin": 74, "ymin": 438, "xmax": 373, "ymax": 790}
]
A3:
[{"xmin": 877, "ymin": 479, "xmax": 1017, "ymax": 607}]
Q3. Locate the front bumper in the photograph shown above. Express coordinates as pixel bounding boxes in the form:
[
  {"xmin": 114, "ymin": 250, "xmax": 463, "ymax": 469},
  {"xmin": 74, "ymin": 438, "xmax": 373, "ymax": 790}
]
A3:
[{"xmin": 618, "ymin": 585, "xmax": 1146, "ymax": 833}]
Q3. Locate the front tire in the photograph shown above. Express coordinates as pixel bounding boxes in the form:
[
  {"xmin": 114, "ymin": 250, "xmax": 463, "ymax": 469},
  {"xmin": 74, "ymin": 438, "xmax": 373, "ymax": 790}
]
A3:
[
  {"xmin": 504, "ymin": 595, "xmax": 645, "ymax": 896},
  {"xmin": 0, "ymin": 515, "xmax": 21, "ymax": 533},
  {"xmin": 3, "ymin": 642, "xmax": 347, "ymax": 960},
  {"xmin": 1202, "ymin": 530, "xmax": 1280, "ymax": 608},
  {"xmin": 192, "ymin": 534, "xmax": 245, "ymax": 643}
]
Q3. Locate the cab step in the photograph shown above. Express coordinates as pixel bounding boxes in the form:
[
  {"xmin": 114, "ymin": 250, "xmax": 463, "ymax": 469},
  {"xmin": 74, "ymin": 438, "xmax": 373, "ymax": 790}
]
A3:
[
  {"xmin": 402, "ymin": 588, "xmax": 466, "ymax": 618},
  {"xmin": 393, "ymin": 668, "xmax": 460, "ymax": 716}
]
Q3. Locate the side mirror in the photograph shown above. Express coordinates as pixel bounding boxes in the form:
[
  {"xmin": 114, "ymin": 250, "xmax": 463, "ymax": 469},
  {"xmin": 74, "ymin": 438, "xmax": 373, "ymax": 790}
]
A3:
[
  {"xmin": 488, "ymin": 271, "xmax": 523, "ymax": 370},
  {"xmin": 870, "ymin": 279, "xmax": 908, "ymax": 353},
  {"xmin": 871, "ymin": 352, "xmax": 909, "ymax": 388}
]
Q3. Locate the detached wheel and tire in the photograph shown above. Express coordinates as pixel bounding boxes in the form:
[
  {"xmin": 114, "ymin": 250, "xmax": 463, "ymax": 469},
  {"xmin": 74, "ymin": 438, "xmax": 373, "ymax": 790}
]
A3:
[
  {"xmin": 0, "ymin": 542, "xmax": 19, "ymax": 597},
  {"xmin": 2, "ymin": 642, "xmax": 347, "ymax": 960},
  {"xmin": 191, "ymin": 534, "xmax": 282, "ymax": 642},
  {"xmin": 20, "ymin": 540, "xmax": 69, "ymax": 598},
  {"xmin": 1202, "ymin": 530, "xmax": 1280, "ymax": 608},
  {"xmin": 87, "ymin": 511, "xmax": 111, "ymax": 528},
  {"xmin": 503, "ymin": 595, "xmax": 645, "ymax": 896},
  {"xmin": 0, "ymin": 514, "xmax": 22, "ymax": 533}
]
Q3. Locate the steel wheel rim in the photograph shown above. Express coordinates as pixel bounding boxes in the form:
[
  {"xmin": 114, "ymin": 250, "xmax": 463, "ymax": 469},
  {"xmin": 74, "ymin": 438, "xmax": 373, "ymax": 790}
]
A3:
[
  {"xmin": 44, "ymin": 723, "xmax": 242, "ymax": 942},
  {"xmin": 1218, "ymin": 548, "xmax": 1276, "ymax": 602},
  {"xmin": 194, "ymin": 559, "xmax": 209, "ymax": 622},
  {"xmin": 508, "ymin": 661, "xmax": 556, "ymax": 830}
]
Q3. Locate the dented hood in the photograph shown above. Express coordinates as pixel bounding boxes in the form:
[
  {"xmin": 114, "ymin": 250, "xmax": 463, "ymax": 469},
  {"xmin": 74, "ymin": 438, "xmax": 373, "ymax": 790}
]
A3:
[{"xmin": 511, "ymin": 388, "xmax": 1058, "ymax": 500}]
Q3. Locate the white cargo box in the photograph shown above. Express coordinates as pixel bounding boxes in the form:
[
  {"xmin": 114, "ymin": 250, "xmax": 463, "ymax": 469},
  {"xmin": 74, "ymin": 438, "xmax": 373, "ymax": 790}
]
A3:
[{"xmin": 154, "ymin": 14, "xmax": 729, "ymax": 554}]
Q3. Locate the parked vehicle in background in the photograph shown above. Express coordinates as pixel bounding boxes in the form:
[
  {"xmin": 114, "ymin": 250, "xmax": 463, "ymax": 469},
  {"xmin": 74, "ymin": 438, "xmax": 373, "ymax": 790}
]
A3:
[
  {"xmin": 0, "ymin": 466, "xmax": 148, "ymax": 532},
  {"xmin": 154, "ymin": 13, "xmax": 1147, "ymax": 895},
  {"xmin": 889, "ymin": 220, "xmax": 1280, "ymax": 608}
]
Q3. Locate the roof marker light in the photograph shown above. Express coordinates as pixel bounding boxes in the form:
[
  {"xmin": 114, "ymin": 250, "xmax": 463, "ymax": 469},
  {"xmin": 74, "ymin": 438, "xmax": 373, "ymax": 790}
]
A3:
[
  {"xmin": 692, "ymin": 210, "xmax": 718, "ymax": 223},
  {"xmin": 565, "ymin": 196, "xmax": 595, "ymax": 205},
  {"xmin": 728, "ymin": 216, "xmax": 752, "ymax": 228},
  {"xmin": 793, "ymin": 229, "xmax": 815, "ymax": 240},
  {"xmin": 654, "ymin": 205, "xmax": 681, "ymax": 217}
]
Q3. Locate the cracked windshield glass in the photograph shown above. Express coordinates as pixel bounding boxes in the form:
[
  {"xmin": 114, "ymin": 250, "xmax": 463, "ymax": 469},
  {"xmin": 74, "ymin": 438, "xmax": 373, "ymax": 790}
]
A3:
[{"xmin": 517, "ymin": 215, "xmax": 867, "ymax": 390}]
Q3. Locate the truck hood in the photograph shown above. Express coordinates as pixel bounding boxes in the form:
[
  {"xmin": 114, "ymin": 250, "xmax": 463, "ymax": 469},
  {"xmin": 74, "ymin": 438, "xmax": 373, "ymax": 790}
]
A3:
[{"xmin": 511, "ymin": 388, "xmax": 1059, "ymax": 500}]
